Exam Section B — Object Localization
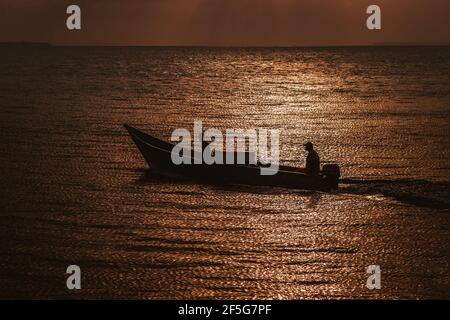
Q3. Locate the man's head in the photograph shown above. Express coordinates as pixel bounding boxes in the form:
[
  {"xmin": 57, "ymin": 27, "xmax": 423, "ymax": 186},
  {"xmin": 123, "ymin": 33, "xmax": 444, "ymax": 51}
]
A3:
[{"xmin": 304, "ymin": 141, "xmax": 314, "ymax": 151}]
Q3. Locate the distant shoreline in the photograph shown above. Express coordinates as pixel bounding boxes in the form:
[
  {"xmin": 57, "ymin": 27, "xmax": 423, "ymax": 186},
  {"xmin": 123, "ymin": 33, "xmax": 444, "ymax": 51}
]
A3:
[{"xmin": 0, "ymin": 42, "xmax": 52, "ymax": 47}]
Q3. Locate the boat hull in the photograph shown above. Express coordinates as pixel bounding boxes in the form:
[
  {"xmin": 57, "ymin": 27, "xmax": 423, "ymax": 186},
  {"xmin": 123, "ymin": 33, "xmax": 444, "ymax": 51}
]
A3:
[{"xmin": 124, "ymin": 124, "xmax": 339, "ymax": 191}]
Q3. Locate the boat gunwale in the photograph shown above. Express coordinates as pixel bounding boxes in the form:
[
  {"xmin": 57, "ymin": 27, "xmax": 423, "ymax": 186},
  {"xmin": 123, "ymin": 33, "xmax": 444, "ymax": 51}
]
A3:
[{"xmin": 125, "ymin": 124, "xmax": 316, "ymax": 177}]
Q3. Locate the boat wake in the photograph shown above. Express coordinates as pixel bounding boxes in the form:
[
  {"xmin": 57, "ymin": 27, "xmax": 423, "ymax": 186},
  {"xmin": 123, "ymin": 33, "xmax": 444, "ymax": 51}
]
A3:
[
  {"xmin": 136, "ymin": 168, "xmax": 449, "ymax": 209},
  {"xmin": 339, "ymin": 178, "xmax": 450, "ymax": 210}
]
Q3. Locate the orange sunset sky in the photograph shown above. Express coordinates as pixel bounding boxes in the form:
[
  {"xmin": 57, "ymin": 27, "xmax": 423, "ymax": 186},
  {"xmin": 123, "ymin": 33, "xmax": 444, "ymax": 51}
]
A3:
[{"xmin": 1, "ymin": 0, "xmax": 449, "ymax": 46}]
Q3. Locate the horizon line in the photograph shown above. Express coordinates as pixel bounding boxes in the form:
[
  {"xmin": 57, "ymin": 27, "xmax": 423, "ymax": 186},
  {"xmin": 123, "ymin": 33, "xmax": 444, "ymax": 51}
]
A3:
[{"xmin": 2, "ymin": 41, "xmax": 450, "ymax": 48}]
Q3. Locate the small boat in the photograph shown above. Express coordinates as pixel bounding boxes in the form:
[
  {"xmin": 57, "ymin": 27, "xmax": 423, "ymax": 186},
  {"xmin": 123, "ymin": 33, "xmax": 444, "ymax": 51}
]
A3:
[{"xmin": 124, "ymin": 124, "xmax": 341, "ymax": 191}]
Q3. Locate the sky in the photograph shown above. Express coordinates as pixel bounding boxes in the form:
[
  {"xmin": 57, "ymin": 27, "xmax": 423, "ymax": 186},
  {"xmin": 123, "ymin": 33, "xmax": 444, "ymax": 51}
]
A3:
[{"xmin": 1, "ymin": 0, "xmax": 450, "ymax": 46}]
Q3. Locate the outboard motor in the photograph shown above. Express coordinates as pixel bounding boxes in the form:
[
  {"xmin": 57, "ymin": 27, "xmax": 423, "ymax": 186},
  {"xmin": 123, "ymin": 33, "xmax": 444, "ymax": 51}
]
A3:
[{"xmin": 322, "ymin": 164, "xmax": 341, "ymax": 190}]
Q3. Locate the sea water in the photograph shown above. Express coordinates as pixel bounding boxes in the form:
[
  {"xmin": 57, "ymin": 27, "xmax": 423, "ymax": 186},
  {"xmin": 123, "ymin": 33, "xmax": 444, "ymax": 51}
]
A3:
[{"xmin": 0, "ymin": 46, "xmax": 449, "ymax": 299}]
